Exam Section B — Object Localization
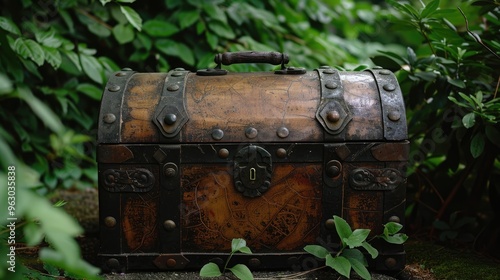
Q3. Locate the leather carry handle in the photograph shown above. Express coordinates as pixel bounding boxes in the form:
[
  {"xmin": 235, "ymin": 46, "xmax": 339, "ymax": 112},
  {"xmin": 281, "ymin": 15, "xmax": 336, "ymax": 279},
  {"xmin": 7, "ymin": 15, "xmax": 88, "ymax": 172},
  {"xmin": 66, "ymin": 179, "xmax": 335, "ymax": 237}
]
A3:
[{"xmin": 214, "ymin": 51, "xmax": 289, "ymax": 68}]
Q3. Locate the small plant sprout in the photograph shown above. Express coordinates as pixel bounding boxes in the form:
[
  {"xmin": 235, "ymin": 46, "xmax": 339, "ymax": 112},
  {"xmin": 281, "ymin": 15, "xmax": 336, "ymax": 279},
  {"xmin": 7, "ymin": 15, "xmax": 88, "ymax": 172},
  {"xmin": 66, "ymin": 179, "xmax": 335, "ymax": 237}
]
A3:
[
  {"xmin": 304, "ymin": 215, "xmax": 408, "ymax": 280},
  {"xmin": 200, "ymin": 238, "xmax": 254, "ymax": 280}
]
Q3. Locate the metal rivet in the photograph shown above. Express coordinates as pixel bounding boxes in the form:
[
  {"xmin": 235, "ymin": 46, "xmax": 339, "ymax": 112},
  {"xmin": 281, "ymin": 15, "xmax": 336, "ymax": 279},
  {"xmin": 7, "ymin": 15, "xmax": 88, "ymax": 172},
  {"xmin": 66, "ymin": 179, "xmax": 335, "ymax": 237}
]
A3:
[
  {"xmin": 248, "ymin": 258, "xmax": 261, "ymax": 268},
  {"xmin": 388, "ymin": 111, "xmax": 401, "ymax": 121},
  {"xmin": 325, "ymin": 82, "xmax": 338, "ymax": 89},
  {"xmin": 320, "ymin": 65, "xmax": 332, "ymax": 69},
  {"xmin": 174, "ymin": 68, "xmax": 185, "ymax": 71},
  {"xmin": 121, "ymin": 67, "xmax": 133, "ymax": 71},
  {"xmin": 163, "ymin": 220, "xmax": 176, "ymax": 231},
  {"xmin": 383, "ymin": 84, "xmax": 396, "ymax": 91},
  {"xmin": 379, "ymin": 69, "xmax": 391, "ymax": 75},
  {"xmin": 106, "ymin": 258, "xmax": 120, "ymax": 269},
  {"xmin": 288, "ymin": 67, "xmax": 295, "ymax": 70},
  {"xmin": 212, "ymin": 129, "xmax": 224, "ymax": 140},
  {"xmin": 115, "ymin": 72, "xmax": 127, "ymax": 77},
  {"xmin": 166, "ymin": 258, "xmax": 177, "ymax": 267},
  {"xmin": 245, "ymin": 127, "xmax": 258, "ymax": 139},
  {"xmin": 108, "ymin": 85, "xmax": 120, "ymax": 92},
  {"xmin": 388, "ymin": 216, "xmax": 401, "ymax": 223},
  {"xmin": 287, "ymin": 257, "xmax": 299, "ymax": 266},
  {"xmin": 372, "ymin": 66, "xmax": 383, "ymax": 69},
  {"xmin": 326, "ymin": 166, "xmax": 340, "ymax": 177},
  {"xmin": 385, "ymin": 257, "xmax": 397, "ymax": 269},
  {"xmin": 171, "ymin": 72, "xmax": 183, "ymax": 77},
  {"xmin": 323, "ymin": 69, "xmax": 335, "ymax": 74},
  {"xmin": 326, "ymin": 110, "xmax": 340, "ymax": 122},
  {"xmin": 277, "ymin": 127, "xmax": 289, "ymax": 138},
  {"xmin": 164, "ymin": 167, "xmax": 176, "ymax": 177},
  {"xmin": 103, "ymin": 113, "xmax": 116, "ymax": 124},
  {"xmin": 167, "ymin": 84, "xmax": 179, "ymax": 91},
  {"xmin": 325, "ymin": 218, "xmax": 335, "ymax": 230},
  {"xmin": 218, "ymin": 148, "xmax": 229, "ymax": 159},
  {"xmin": 164, "ymin": 114, "xmax": 177, "ymax": 125},
  {"xmin": 104, "ymin": 216, "xmax": 116, "ymax": 228},
  {"xmin": 276, "ymin": 148, "xmax": 287, "ymax": 158}
]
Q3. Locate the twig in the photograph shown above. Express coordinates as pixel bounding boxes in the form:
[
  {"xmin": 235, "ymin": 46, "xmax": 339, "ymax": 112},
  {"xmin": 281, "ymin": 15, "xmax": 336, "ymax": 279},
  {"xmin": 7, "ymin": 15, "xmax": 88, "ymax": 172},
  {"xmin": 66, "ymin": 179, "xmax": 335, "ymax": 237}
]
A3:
[
  {"xmin": 458, "ymin": 7, "xmax": 500, "ymax": 60},
  {"xmin": 494, "ymin": 75, "xmax": 499, "ymax": 99},
  {"xmin": 76, "ymin": 8, "xmax": 113, "ymax": 30}
]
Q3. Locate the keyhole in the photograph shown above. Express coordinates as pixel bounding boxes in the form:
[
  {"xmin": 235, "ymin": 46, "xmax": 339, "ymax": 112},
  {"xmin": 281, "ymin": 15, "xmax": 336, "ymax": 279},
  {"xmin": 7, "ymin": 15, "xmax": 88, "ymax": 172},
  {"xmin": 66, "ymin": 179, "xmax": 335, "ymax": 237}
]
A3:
[{"xmin": 249, "ymin": 168, "xmax": 256, "ymax": 181}]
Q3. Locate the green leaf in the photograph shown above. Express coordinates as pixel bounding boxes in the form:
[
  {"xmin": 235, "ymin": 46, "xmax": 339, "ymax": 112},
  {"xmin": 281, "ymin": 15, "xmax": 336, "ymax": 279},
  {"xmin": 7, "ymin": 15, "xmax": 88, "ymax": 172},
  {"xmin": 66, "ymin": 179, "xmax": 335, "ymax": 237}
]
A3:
[
  {"xmin": 88, "ymin": 22, "xmax": 112, "ymax": 37},
  {"xmin": 334, "ymin": 215, "xmax": 353, "ymax": 243},
  {"xmin": 17, "ymin": 87, "xmax": 64, "ymax": 133},
  {"xmin": 447, "ymin": 77, "xmax": 466, "ymax": 88},
  {"xmin": 80, "ymin": 54, "xmax": 104, "ymax": 84},
  {"xmin": 155, "ymin": 39, "xmax": 195, "ymax": 65},
  {"xmin": 462, "ymin": 112, "xmax": 476, "ymax": 129},
  {"xmin": 384, "ymin": 222, "xmax": 404, "ymax": 235},
  {"xmin": 421, "ymin": 0, "xmax": 440, "ymax": 18},
  {"xmin": 206, "ymin": 31, "xmax": 218, "ymax": 49},
  {"xmin": 361, "ymin": 242, "xmax": 378, "ymax": 259},
  {"xmin": 0, "ymin": 16, "xmax": 20, "ymax": 35},
  {"xmin": 370, "ymin": 55, "xmax": 401, "ymax": 72},
  {"xmin": 199, "ymin": 262, "xmax": 222, "ymax": 277},
  {"xmin": 470, "ymin": 133, "xmax": 485, "ymax": 158},
  {"xmin": 77, "ymin": 83, "xmax": 102, "ymax": 100},
  {"xmin": 208, "ymin": 21, "xmax": 235, "ymax": 39},
  {"xmin": 120, "ymin": 5, "xmax": 142, "ymax": 31},
  {"xmin": 231, "ymin": 238, "xmax": 247, "ymax": 252},
  {"xmin": 345, "ymin": 229, "xmax": 370, "ymax": 248},
  {"xmin": 381, "ymin": 233, "xmax": 409, "ymax": 244},
  {"xmin": 0, "ymin": 73, "xmax": 13, "ymax": 94},
  {"xmin": 42, "ymin": 46, "xmax": 62, "ymax": 68},
  {"xmin": 326, "ymin": 255, "xmax": 351, "ymax": 279},
  {"xmin": 24, "ymin": 221, "xmax": 44, "ymax": 246},
  {"xmin": 485, "ymin": 125, "xmax": 500, "ymax": 147},
  {"xmin": 349, "ymin": 257, "xmax": 371, "ymax": 280},
  {"xmin": 35, "ymin": 28, "xmax": 62, "ymax": 48},
  {"xmin": 304, "ymin": 245, "xmax": 330, "ymax": 259},
  {"xmin": 143, "ymin": 19, "xmax": 179, "ymax": 37},
  {"xmin": 407, "ymin": 47, "xmax": 417, "ymax": 66},
  {"xmin": 39, "ymin": 248, "xmax": 101, "ymax": 280},
  {"xmin": 342, "ymin": 248, "xmax": 368, "ymax": 266},
  {"xmin": 178, "ymin": 9, "xmax": 200, "ymax": 29},
  {"xmin": 14, "ymin": 38, "xmax": 45, "ymax": 66},
  {"xmin": 228, "ymin": 264, "xmax": 254, "ymax": 280},
  {"xmin": 113, "ymin": 23, "xmax": 135, "ymax": 44}
]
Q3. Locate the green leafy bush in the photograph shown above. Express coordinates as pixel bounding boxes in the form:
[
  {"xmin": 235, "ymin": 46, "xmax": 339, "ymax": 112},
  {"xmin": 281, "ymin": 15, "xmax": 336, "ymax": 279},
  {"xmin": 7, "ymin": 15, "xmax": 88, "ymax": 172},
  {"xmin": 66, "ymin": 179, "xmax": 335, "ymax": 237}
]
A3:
[{"xmin": 200, "ymin": 238, "xmax": 253, "ymax": 280}]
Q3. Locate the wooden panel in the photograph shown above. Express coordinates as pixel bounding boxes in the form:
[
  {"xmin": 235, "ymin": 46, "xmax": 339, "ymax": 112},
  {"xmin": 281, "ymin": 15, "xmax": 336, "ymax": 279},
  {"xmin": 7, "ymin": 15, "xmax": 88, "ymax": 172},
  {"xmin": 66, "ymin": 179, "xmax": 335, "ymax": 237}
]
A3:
[
  {"xmin": 181, "ymin": 164, "xmax": 323, "ymax": 251},
  {"xmin": 183, "ymin": 72, "xmax": 323, "ymax": 142},
  {"xmin": 121, "ymin": 73, "xmax": 166, "ymax": 143}
]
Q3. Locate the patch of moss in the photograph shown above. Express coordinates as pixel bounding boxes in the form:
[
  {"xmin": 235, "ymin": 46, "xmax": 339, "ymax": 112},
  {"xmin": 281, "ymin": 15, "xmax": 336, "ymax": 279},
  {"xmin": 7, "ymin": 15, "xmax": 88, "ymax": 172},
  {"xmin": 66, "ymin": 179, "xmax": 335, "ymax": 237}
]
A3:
[{"xmin": 406, "ymin": 240, "xmax": 500, "ymax": 280}]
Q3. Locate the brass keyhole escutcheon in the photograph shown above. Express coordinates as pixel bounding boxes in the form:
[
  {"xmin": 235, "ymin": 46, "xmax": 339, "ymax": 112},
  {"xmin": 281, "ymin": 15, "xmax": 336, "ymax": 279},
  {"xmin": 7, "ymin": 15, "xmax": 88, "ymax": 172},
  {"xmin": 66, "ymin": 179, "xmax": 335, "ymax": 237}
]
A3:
[{"xmin": 249, "ymin": 168, "xmax": 256, "ymax": 181}]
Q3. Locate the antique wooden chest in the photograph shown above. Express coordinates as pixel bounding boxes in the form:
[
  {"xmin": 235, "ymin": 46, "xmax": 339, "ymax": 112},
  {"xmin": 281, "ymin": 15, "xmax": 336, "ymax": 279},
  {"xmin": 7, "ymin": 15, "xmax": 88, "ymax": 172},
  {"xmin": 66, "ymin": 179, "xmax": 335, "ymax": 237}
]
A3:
[{"xmin": 97, "ymin": 52, "xmax": 408, "ymax": 272}]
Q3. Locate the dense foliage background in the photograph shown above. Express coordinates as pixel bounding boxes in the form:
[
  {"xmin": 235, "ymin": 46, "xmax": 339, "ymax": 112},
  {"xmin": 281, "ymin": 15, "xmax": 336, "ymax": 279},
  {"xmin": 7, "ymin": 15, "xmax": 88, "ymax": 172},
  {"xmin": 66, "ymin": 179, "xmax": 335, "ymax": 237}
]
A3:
[{"xmin": 0, "ymin": 0, "xmax": 498, "ymax": 278}]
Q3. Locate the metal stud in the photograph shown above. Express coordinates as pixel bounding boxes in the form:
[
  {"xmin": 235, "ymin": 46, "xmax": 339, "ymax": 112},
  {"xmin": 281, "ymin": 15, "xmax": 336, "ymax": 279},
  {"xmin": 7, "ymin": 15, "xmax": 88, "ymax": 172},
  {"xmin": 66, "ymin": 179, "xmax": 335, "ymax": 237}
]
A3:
[
  {"xmin": 164, "ymin": 114, "xmax": 177, "ymax": 125},
  {"xmin": 115, "ymin": 72, "xmax": 127, "ymax": 77},
  {"xmin": 171, "ymin": 72, "xmax": 184, "ymax": 77},
  {"xmin": 104, "ymin": 216, "xmax": 116, "ymax": 228},
  {"xmin": 383, "ymin": 84, "xmax": 396, "ymax": 91},
  {"xmin": 166, "ymin": 258, "xmax": 177, "ymax": 268},
  {"xmin": 245, "ymin": 127, "xmax": 258, "ymax": 139},
  {"xmin": 276, "ymin": 148, "xmax": 287, "ymax": 158},
  {"xmin": 167, "ymin": 84, "xmax": 179, "ymax": 91},
  {"xmin": 174, "ymin": 68, "xmax": 185, "ymax": 71},
  {"xmin": 106, "ymin": 258, "xmax": 120, "ymax": 269},
  {"xmin": 379, "ymin": 69, "xmax": 391, "ymax": 75},
  {"xmin": 326, "ymin": 110, "xmax": 340, "ymax": 123},
  {"xmin": 388, "ymin": 111, "xmax": 401, "ymax": 121},
  {"xmin": 325, "ymin": 218, "xmax": 335, "ymax": 230},
  {"xmin": 323, "ymin": 69, "xmax": 335, "ymax": 74},
  {"xmin": 218, "ymin": 148, "xmax": 229, "ymax": 159},
  {"xmin": 164, "ymin": 167, "xmax": 176, "ymax": 178},
  {"xmin": 388, "ymin": 216, "xmax": 401, "ymax": 223},
  {"xmin": 325, "ymin": 82, "xmax": 338, "ymax": 89},
  {"xmin": 320, "ymin": 65, "xmax": 332, "ymax": 69},
  {"xmin": 385, "ymin": 257, "xmax": 397, "ymax": 269},
  {"xmin": 276, "ymin": 126, "xmax": 289, "ymax": 138},
  {"xmin": 103, "ymin": 113, "xmax": 116, "ymax": 124},
  {"xmin": 121, "ymin": 67, "xmax": 133, "ymax": 71},
  {"xmin": 372, "ymin": 66, "xmax": 383, "ymax": 69},
  {"xmin": 163, "ymin": 220, "xmax": 176, "ymax": 231},
  {"xmin": 108, "ymin": 85, "xmax": 120, "ymax": 92},
  {"xmin": 248, "ymin": 258, "xmax": 261, "ymax": 268},
  {"xmin": 212, "ymin": 129, "xmax": 224, "ymax": 140}
]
